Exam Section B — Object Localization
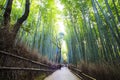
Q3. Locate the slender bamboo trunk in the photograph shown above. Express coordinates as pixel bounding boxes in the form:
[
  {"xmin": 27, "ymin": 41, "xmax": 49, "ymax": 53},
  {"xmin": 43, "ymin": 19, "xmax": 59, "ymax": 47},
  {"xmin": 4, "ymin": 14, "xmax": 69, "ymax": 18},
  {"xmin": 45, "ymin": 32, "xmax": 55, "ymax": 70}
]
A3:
[
  {"xmin": 112, "ymin": 0, "xmax": 120, "ymax": 22},
  {"xmin": 92, "ymin": 0, "xmax": 108, "ymax": 61},
  {"xmin": 104, "ymin": 0, "xmax": 120, "ymax": 39}
]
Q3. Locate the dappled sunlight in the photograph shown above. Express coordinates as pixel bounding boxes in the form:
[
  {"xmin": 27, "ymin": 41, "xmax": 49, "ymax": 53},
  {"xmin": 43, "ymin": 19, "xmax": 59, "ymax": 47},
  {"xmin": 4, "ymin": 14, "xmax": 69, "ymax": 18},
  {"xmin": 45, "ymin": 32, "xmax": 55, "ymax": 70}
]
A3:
[
  {"xmin": 57, "ymin": 21, "xmax": 66, "ymax": 34},
  {"xmin": 54, "ymin": 0, "xmax": 68, "ymax": 61},
  {"xmin": 15, "ymin": 0, "xmax": 21, "ymax": 9},
  {"xmin": 55, "ymin": 0, "xmax": 64, "ymax": 11},
  {"xmin": 0, "ymin": 0, "xmax": 120, "ymax": 80},
  {"xmin": 54, "ymin": 0, "xmax": 66, "ymax": 34}
]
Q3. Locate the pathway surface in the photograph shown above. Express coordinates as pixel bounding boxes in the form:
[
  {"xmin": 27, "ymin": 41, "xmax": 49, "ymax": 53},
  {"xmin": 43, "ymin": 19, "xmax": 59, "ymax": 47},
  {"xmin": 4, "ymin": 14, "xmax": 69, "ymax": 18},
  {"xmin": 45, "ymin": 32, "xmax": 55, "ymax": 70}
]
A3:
[{"xmin": 44, "ymin": 67, "xmax": 81, "ymax": 80}]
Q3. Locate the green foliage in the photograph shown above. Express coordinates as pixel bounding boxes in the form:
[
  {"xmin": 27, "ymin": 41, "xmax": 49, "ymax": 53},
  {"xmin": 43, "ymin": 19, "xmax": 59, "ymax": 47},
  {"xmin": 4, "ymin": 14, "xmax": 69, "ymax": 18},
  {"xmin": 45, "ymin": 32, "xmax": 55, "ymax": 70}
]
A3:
[{"xmin": 1, "ymin": 0, "xmax": 119, "ymax": 64}]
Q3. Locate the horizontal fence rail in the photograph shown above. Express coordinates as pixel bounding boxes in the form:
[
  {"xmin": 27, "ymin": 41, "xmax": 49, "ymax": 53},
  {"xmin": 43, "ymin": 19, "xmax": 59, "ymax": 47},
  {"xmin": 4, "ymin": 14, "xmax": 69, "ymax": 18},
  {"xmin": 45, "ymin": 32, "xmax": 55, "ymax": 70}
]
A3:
[
  {"xmin": 0, "ymin": 50, "xmax": 96, "ymax": 80},
  {"xmin": 0, "ymin": 67, "xmax": 55, "ymax": 72},
  {"xmin": 0, "ymin": 50, "xmax": 56, "ymax": 69},
  {"xmin": 0, "ymin": 50, "xmax": 58, "ymax": 80},
  {"xmin": 69, "ymin": 65, "xmax": 96, "ymax": 80}
]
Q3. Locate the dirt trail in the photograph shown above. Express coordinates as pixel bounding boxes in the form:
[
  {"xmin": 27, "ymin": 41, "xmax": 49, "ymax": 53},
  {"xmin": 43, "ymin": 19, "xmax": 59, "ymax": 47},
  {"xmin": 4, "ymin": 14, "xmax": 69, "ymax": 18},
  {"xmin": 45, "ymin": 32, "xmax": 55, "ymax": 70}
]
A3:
[{"xmin": 44, "ymin": 67, "xmax": 80, "ymax": 80}]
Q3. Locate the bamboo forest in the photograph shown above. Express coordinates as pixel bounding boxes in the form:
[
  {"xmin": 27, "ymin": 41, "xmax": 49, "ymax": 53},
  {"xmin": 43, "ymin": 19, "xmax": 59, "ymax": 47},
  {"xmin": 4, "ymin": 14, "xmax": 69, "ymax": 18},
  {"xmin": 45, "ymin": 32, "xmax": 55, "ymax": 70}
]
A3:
[{"xmin": 0, "ymin": 0, "xmax": 120, "ymax": 80}]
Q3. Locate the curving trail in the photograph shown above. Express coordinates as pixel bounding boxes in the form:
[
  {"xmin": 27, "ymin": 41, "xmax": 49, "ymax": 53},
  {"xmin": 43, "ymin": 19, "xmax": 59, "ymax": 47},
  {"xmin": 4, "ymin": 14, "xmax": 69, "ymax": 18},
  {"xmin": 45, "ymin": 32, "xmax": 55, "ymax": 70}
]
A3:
[{"xmin": 44, "ymin": 67, "xmax": 81, "ymax": 80}]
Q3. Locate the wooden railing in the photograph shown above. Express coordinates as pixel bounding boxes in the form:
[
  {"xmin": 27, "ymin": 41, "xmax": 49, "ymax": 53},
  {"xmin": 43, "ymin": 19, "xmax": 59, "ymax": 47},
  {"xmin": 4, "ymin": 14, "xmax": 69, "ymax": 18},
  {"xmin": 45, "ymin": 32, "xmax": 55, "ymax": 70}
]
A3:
[
  {"xmin": 0, "ymin": 50, "xmax": 57, "ymax": 71},
  {"xmin": 69, "ymin": 65, "xmax": 96, "ymax": 80}
]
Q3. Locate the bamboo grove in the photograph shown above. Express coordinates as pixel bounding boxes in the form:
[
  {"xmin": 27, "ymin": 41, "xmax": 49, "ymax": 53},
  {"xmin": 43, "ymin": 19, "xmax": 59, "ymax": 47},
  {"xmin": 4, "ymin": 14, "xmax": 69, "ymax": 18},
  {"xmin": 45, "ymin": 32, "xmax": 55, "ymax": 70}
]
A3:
[{"xmin": 0, "ymin": 0, "xmax": 120, "ymax": 65}]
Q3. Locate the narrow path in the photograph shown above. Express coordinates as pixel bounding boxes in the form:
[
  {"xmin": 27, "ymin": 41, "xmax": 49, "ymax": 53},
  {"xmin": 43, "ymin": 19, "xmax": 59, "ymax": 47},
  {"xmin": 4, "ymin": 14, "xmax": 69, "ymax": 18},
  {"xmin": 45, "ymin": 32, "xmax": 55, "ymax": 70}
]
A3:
[{"xmin": 44, "ymin": 67, "xmax": 81, "ymax": 80}]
